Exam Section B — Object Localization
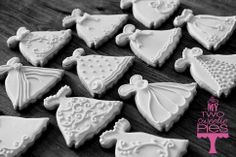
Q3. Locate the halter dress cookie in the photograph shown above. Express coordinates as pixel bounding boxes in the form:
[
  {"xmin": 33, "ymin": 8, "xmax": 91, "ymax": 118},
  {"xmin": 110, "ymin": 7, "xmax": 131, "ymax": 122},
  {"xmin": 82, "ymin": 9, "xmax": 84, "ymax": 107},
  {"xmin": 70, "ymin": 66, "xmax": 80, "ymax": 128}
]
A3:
[
  {"xmin": 7, "ymin": 27, "xmax": 72, "ymax": 66},
  {"xmin": 120, "ymin": 0, "xmax": 180, "ymax": 29},
  {"xmin": 174, "ymin": 9, "xmax": 236, "ymax": 51},
  {"xmin": 116, "ymin": 24, "xmax": 182, "ymax": 67},
  {"xmin": 62, "ymin": 8, "xmax": 128, "ymax": 48},
  {"xmin": 0, "ymin": 116, "xmax": 49, "ymax": 157},
  {"xmin": 100, "ymin": 118, "xmax": 189, "ymax": 157},
  {"xmin": 118, "ymin": 74, "xmax": 197, "ymax": 131},
  {"xmin": 44, "ymin": 85, "xmax": 123, "ymax": 148},
  {"xmin": 62, "ymin": 48, "xmax": 134, "ymax": 97},
  {"xmin": 0, "ymin": 57, "xmax": 64, "ymax": 110},
  {"xmin": 175, "ymin": 47, "xmax": 236, "ymax": 97}
]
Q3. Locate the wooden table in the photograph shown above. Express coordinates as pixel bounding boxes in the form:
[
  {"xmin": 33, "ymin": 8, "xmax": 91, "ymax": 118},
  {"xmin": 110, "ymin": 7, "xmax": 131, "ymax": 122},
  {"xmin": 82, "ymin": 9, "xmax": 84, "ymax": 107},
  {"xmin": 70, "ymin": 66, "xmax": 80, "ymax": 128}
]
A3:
[{"xmin": 0, "ymin": 0, "xmax": 235, "ymax": 156}]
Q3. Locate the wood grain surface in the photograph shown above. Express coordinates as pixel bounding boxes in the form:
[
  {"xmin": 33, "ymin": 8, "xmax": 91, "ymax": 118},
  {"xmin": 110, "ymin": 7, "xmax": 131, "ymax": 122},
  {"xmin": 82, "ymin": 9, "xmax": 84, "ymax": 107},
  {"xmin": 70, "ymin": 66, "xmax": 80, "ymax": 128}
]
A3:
[{"xmin": 0, "ymin": 0, "xmax": 236, "ymax": 157}]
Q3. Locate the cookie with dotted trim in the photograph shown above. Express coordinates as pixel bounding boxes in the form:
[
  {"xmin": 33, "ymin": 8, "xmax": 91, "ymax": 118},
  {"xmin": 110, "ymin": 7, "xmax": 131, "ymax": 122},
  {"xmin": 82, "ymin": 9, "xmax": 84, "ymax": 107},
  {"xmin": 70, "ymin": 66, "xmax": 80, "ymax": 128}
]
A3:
[
  {"xmin": 7, "ymin": 27, "xmax": 72, "ymax": 66},
  {"xmin": 62, "ymin": 8, "xmax": 128, "ymax": 48},
  {"xmin": 175, "ymin": 47, "xmax": 236, "ymax": 97},
  {"xmin": 62, "ymin": 48, "xmax": 134, "ymax": 97},
  {"xmin": 0, "ymin": 116, "xmax": 49, "ymax": 157},
  {"xmin": 44, "ymin": 85, "xmax": 123, "ymax": 148}
]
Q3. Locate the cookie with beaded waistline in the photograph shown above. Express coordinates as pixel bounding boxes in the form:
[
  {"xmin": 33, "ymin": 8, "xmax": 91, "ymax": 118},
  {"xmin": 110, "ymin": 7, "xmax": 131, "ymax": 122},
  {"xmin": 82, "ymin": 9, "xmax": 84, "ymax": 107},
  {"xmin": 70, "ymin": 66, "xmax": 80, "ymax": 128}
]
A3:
[
  {"xmin": 118, "ymin": 74, "xmax": 197, "ymax": 131},
  {"xmin": 116, "ymin": 24, "xmax": 182, "ymax": 67},
  {"xmin": 62, "ymin": 8, "xmax": 128, "ymax": 48},
  {"xmin": 0, "ymin": 57, "xmax": 64, "ymax": 110},
  {"xmin": 7, "ymin": 27, "xmax": 72, "ymax": 66},
  {"xmin": 120, "ymin": 0, "xmax": 180, "ymax": 29},
  {"xmin": 175, "ymin": 47, "xmax": 236, "ymax": 97},
  {"xmin": 0, "ymin": 116, "xmax": 49, "ymax": 157},
  {"xmin": 173, "ymin": 9, "xmax": 236, "ymax": 51},
  {"xmin": 100, "ymin": 118, "xmax": 189, "ymax": 157},
  {"xmin": 62, "ymin": 48, "xmax": 134, "ymax": 97},
  {"xmin": 44, "ymin": 85, "xmax": 123, "ymax": 148}
]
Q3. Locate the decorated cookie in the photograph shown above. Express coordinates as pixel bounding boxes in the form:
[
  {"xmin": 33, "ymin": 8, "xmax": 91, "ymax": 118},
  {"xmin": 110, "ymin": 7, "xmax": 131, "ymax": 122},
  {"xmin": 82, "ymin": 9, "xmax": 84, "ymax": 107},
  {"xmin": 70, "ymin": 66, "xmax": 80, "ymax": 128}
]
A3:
[
  {"xmin": 120, "ymin": 0, "xmax": 180, "ymax": 28},
  {"xmin": 0, "ymin": 57, "xmax": 64, "ymax": 110},
  {"xmin": 7, "ymin": 27, "xmax": 72, "ymax": 66},
  {"xmin": 62, "ymin": 8, "xmax": 128, "ymax": 48},
  {"xmin": 175, "ymin": 47, "xmax": 236, "ymax": 97},
  {"xmin": 0, "ymin": 116, "xmax": 49, "ymax": 157},
  {"xmin": 116, "ymin": 24, "xmax": 181, "ymax": 67},
  {"xmin": 100, "ymin": 118, "xmax": 189, "ymax": 157},
  {"xmin": 62, "ymin": 48, "xmax": 134, "ymax": 97},
  {"xmin": 44, "ymin": 85, "xmax": 123, "ymax": 148},
  {"xmin": 174, "ymin": 9, "xmax": 236, "ymax": 51},
  {"xmin": 118, "ymin": 74, "xmax": 197, "ymax": 131}
]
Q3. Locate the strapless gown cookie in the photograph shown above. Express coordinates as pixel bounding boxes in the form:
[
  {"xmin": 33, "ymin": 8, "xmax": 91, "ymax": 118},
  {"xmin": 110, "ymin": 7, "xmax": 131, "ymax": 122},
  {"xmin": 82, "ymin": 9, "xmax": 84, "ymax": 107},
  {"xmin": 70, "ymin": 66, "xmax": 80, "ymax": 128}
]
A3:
[
  {"xmin": 7, "ymin": 27, "xmax": 72, "ymax": 66},
  {"xmin": 120, "ymin": 0, "xmax": 180, "ymax": 28},
  {"xmin": 100, "ymin": 118, "xmax": 189, "ymax": 157},
  {"xmin": 62, "ymin": 8, "xmax": 128, "ymax": 48},
  {"xmin": 174, "ymin": 9, "xmax": 236, "ymax": 50},
  {"xmin": 118, "ymin": 74, "xmax": 197, "ymax": 131},
  {"xmin": 116, "ymin": 24, "xmax": 181, "ymax": 67},
  {"xmin": 0, "ymin": 57, "xmax": 64, "ymax": 110},
  {"xmin": 0, "ymin": 116, "xmax": 49, "ymax": 157},
  {"xmin": 44, "ymin": 85, "xmax": 123, "ymax": 148},
  {"xmin": 175, "ymin": 47, "xmax": 236, "ymax": 97},
  {"xmin": 62, "ymin": 48, "xmax": 134, "ymax": 97}
]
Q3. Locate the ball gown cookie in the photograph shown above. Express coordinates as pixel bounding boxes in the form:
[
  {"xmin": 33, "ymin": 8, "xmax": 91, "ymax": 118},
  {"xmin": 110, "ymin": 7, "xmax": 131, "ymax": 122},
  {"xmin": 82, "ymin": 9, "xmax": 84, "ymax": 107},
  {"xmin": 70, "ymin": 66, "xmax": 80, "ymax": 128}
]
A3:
[
  {"xmin": 62, "ymin": 48, "xmax": 134, "ymax": 97},
  {"xmin": 174, "ymin": 9, "xmax": 236, "ymax": 51},
  {"xmin": 118, "ymin": 74, "xmax": 197, "ymax": 131},
  {"xmin": 44, "ymin": 85, "xmax": 123, "ymax": 148},
  {"xmin": 0, "ymin": 116, "xmax": 49, "ymax": 157},
  {"xmin": 0, "ymin": 57, "xmax": 64, "ymax": 110},
  {"xmin": 100, "ymin": 118, "xmax": 189, "ymax": 157},
  {"xmin": 116, "ymin": 24, "xmax": 181, "ymax": 67},
  {"xmin": 62, "ymin": 8, "xmax": 128, "ymax": 48},
  {"xmin": 7, "ymin": 27, "xmax": 72, "ymax": 66},
  {"xmin": 120, "ymin": 0, "xmax": 180, "ymax": 28},
  {"xmin": 175, "ymin": 47, "xmax": 236, "ymax": 97}
]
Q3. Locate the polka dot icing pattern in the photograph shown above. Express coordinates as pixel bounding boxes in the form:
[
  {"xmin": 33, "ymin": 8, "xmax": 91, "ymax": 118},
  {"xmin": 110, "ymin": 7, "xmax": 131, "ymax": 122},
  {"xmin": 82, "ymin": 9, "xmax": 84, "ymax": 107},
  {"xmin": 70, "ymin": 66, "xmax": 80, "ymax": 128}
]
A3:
[{"xmin": 44, "ymin": 85, "xmax": 123, "ymax": 148}]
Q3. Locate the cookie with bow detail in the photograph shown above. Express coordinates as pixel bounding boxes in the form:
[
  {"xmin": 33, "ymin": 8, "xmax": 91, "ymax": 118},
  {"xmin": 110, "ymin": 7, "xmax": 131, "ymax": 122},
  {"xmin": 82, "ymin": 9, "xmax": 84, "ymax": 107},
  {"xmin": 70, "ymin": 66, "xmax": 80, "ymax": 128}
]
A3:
[
  {"xmin": 174, "ymin": 9, "xmax": 236, "ymax": 51},
  {"xmin": 7, "ymin": 27, "xmax": 72, "ymax": 66},
  {"xmin": 0, "ymin": 57, "xmax": 64, "ymax": 110},
  {"xmin": 116, "ymin": 24, "xmax": 181, "ymax": 67},
  {"xmin": 118, "ymin": 74, "xmax": 197, "ymax": 131},
  {"xmin": 62, "ymin": 8, "xmax": 128, "ymax": 48}
]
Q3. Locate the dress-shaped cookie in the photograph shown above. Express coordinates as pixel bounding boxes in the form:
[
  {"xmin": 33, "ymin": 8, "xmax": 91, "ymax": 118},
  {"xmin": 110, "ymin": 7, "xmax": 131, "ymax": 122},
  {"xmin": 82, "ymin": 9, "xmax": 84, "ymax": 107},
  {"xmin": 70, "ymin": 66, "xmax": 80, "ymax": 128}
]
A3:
[
  {"xmin": 120, "ymin": 0, "xmax": 180, "ymax": 28},
  {"xmin": 100, "ymin": 118, "xmax": 189, "ymax": 157},
  {"xmin": 7, "ymin": 27, "xmax": 72, "ymax": 66},
  {"xmin": 44, "ymin": 85, "xmax": 123, "ymax": 148},
  {"xmin": 175, "ymin": 47, "xmax": 236, "ymax": 97},
  {"xmin": 116, "ymin": 24, "xmax": 181, "ymax": 67},
  {"xmin": 118, "ymin": 74, "xmax": 197, "ymax": 131},
  {"xmin": 174, "ymin": 9, "xmax": 236, "ymax": 51},
  {"xmin": 0, "ymin": 57, "xmax": 64, "ymax": 110},
  {"xmin": 0, "ymin": 116, "xmax": 49, "ymax": 157},
  {"xmin": 62, "ymin": 8, "xmax": 128, "ymax": 48},
  {"xmin": 62, "ymin": 48, "xmax": 134, "ymax": 97}
]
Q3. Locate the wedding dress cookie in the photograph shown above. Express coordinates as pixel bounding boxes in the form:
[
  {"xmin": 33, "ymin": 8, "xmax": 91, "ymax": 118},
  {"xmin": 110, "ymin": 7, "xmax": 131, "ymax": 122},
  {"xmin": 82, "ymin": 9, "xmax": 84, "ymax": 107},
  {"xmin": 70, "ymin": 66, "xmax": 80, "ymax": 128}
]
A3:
[
  {"xmin": 44, "ymin": 85, "xmax": 123, "ymax": 148},
  {"xmin": 100, "ymin": 118, "xmax": 189, "ymax": 157},
  {"xmin": 118, "ymin": 74, "xmax": 197, "ymax": 131},
  {"xmin": 62, "ymin": 8, "xmax": 128, "ymax": 48},
  {"xmin": 116, "ymin": 24, "xmax": 181, "ymax": 67},
  {"xmin": 175, "ymin": 47, "xmax": 236, "ymax": 97},
  {"xmin": 7, "ymin": 27, "xmax": 72, "ymax": 66},
  {"xmin": 120, "ymin": 0, "xmax": 180, "ymax": 28},
  {"xmin": 0, "ymin": 57, "xmax": 64, "ymax": 110},
  {"xmin": 62, "ymin": 48, "xmax": 134, "ymax": 97},
  {"xmin": 174, "ymin": 9, "xmax": 236, "ymax": 50},
  {"xmin": 0, "ymin": 116, "xmax": 49, "ymax": 157}
]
